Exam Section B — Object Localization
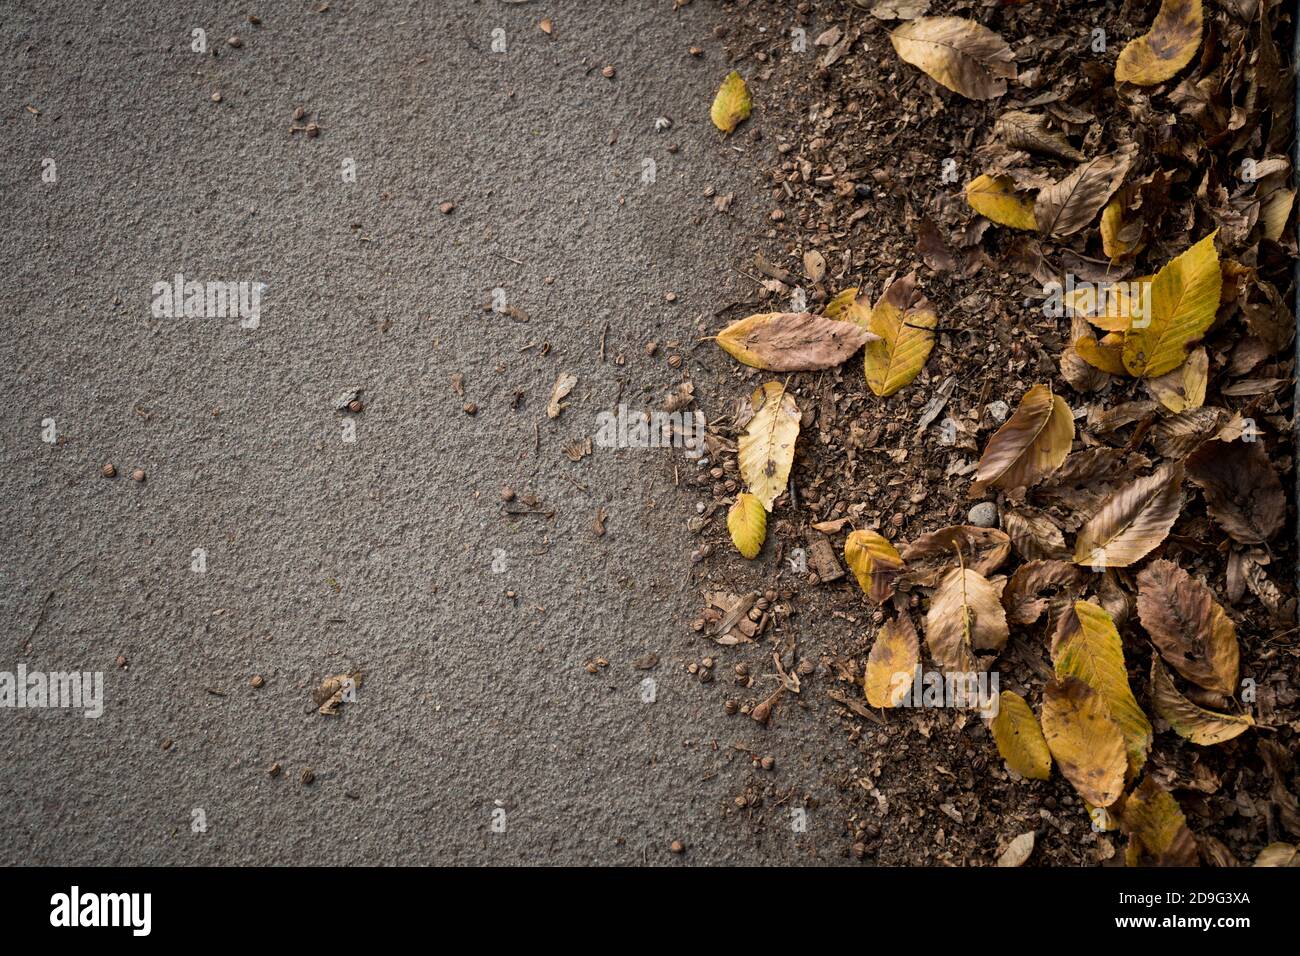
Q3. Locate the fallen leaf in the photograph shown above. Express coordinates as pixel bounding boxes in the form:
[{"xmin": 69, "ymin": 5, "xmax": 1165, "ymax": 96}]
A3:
[
  {"xmin": 1150, "ymin": 658, "xmax": 1253, "ymax": 745},
  {"xmin": 546, "ymin": 372, "xmax": 578, "ymax": 419},
  {"xmin": 870, "ymin": 0, "xmax": 931, "ymax": 19},
  {"xmin": 1145, "ymin": 346, "xmax": 1207, "ymax": 412},
  {"xmin": 845, "ymin": 530, "xmax": 905, "ymax": 605},
  {"xmin": 863, "ymin": 273, "xmax": 936, "ymax": 396},
  {"xmin": 971, "ymin": 383, "xmax": 1074, "ymax": 495},
  {"xmin": 1253, "ymin": 844, "xmax": 1300, "ymax": 867},
  {"xmin": 738, "ymin": 382, "xmax": 800, "ymax": 511},
  {"xmin": 864, "ymin": 613, "xmax": 920, "ymax": 707},
  {"xmin": 997, "ymin": 830, "xmax": 1037, "ymax": 867},
  {"xmin": 901, "ymin": 525, "xmax": 1011, "ymax": 586},
  {"xmin": 1115, "ymin": 0, "xmax": 1203, "ymax": 86},
  {"xmin": 1073, "ymin": 463, "xmax": 1184, "ymax": 568},
  {"xmin": 1003, "ymin": 559, "xmax": 1087, "ymax": 625},
  {"xmin": 313, "ymin": 671, "xmax": 363, "ymax": 716},
  {"xmin": 990, "ymin": 691, "xmax": 1052, "ymax": 780},
  {"xmin": 1186, "ymin": 438, "xmax": 1285, "ymax": 544},
  {"xmin": 1041, "ymin": 676, "xmax": 1128, "ymax": 807},
  {"xmin": 925, "ymin": 567, "xmax": 1009, "ymax": 672},
  {"xmin": 1137, "ymin": 559, "xmax": 1239, "ymax": 696},
  {"xmin": 727, "ymin": 493, "xmax": 767, "ymax": 559},
  {"xmin": 716, "ymin": 312, "xmax": 876, "ymax": 371},
  {"xmin": 1035, "ymin": 149, "xmax": 1137, "ymax": 236},
  {"xmin": 965, "ymin": 174, "xmax": 1037, "ymax": 230},
  {"xmin": 995, "ymin": 110, "xmax": 1083, "ymax": 162},
  {"xmin": 1120, "ymin": 776, "xmax": 1199, "ymax": 866},
  {"xmin": 1122, "ymin": 232, "xmax": 1221, "ymax": 378},
  {"xmin": 1002, "ymin": 509, "xmax": 1069, "ymax": 560},
  {"xmin": 1053, "ymin": 601, "xmax": 1152, "ymax": 777},
  {"xmin": 889, "ymin": 17, "xmax": 1016, "ymax": 100},
  {"xmin": 710, "ymin": 70, "xmax": 751, "ymax": 134}
]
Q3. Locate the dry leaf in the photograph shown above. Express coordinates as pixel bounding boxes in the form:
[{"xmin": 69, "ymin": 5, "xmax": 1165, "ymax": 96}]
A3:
[
  {"xmin": 901, "ymin": 525, "xmax": 1011, "ymax": 586},
  {"xmin": 864, "ymin": 613, "xmax": 920, "ymax": 707},
  {"xmin": 863, "ymin": 273, "xmax": 936, "ymax": 396},
  {"xmin": 1186, "ymin": 438, "xmax": 1285, "ymax": 544},
  {"xmin": 1122, "ymin": 232, "xmax": 1221, "ymax": 378},
  {"xmin": 1145, "ymin": 346, "xmax": 1207, "ymax": 412},
  {"xmin": 1120, "ymin": 776, "xmax": 1199, "ymax": 867},
  {"xmin": 1115, "ymin": 0, "xmax": 1203, "ymax": 86},
  {"xmin": 1042, "ymin": 676, "xmax": 1128, "ymax": 807},
  {"xmin": 313, "ymin": 671, "xmax": 363, "ymax": 716},
  {"xmin": 990, "ymin": 691, "xmax": 1052, "ymax": 780},
  {"xmin": 716, "ymin": 312, "xmax": 876, "ymax": 371},
  {"xmin": 1253, "ymin": 844, "xmax": 1300, "ymax": 867},
  {"xmin": 889, "ymin": 17, "xmax": 1016, "ymax": 100},
  {"xmin": 844, "ymin": 530, "xmax": 905, "ymax": 605},
  {"xmin": 738, "ymin": 382, "xmax": 800, "ymax": 511},
  {"xmin": 1002, "ymin": 509, "xmax": 1069, "ymax": 560},
  {"xmin": 971, "ymin": 383, "xmax": 1073, "ymax": 495},
  {"xmin": 995, "ymin": 111, "xmax": 1083, "ymax": 162},
  {"xmin": 1004, "ymin": 559, "xmax": 1087, "ymax": 625},
  {"xmin": 965, "ymin": 174, "xmax": 1037, "ymax": 230},
  {"xmin": 711, "ymin": 71, "xmax": 751, "ymax": 134},
  {"xmin": 997, "ymin": 830, "xmax": 1037, "ymax": 867},
  {"xmin": 925, "ymin": 567, "xmax": 1008, "ymax": 672},
  {"xmin": 1150, "ymin": 658, "xmax": 1253, "ymax": 745},
  {"xmin": 1137, "ymin": 559, "xmax": 1239, "ymax": 696},
  {"xmin": 1053, "ymin": 601, "xmax": 1152, "ymax": 778},
  {"xmin": 546, "ymin": 372, "xmax": 578, "ymax": 419},
  {"xmin": 1073, "ymin": 463, "xmax": 1184, "ymax": 568},
  {"xmin": 1035, "ymin": 149, "xmax": 1136, "ymax": 237},
  {"xmin": 727, "ymin": 493, "xmax": 767, "ymax": 559}
]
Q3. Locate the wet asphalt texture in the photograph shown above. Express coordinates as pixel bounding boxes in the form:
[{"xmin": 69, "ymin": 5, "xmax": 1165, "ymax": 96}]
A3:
[{"xmin": 0, "ymin": 1, "xmax": 859, "ymax": 864}]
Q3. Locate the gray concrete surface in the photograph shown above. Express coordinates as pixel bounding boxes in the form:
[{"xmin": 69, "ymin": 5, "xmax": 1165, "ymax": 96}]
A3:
[{"xmin": 0, "ymin": 0, "xmax": 854, "ymax": 864}]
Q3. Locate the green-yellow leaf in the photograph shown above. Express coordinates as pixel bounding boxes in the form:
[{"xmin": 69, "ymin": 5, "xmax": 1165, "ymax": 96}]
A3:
[
  {"xmin": 737, "ymin": 382, "xmax": 800, "ymax": 511},
  {"xmin": 990, "ymin": 691, "xmax": 1052, "ymax": 780},
  {"xmin": 844, "ymin": 530, "xmax": 905, "ymax": 605},
  {"xmin": 1122, "ymin": 232, "xmax": 1222, "ymax": 378},
  {"xmin": 864, "ymin": 273, "xmax": 936, "ymax": 397},
  {"xmin": 711, "ymin": 71, "xmax": 752, "ymax": 135},
  {"xmin": 727, "ymin": 493, "xmax": 767, "ymax": 560},
  {"xmin": 1115, "ymin": 0, "xmax": 1203, "ymax": 86},
  {"xmin": 1120, "ymin": 776, "xmax": 1199, "ymax": 866},
  {"xmin": 965, "ymin": 174, "xmax": 1037, "ymax": 230}
]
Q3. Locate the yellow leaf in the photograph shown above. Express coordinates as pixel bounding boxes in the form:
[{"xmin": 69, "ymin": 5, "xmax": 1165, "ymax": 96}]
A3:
[
  {"xmin": 990, "ymin": 691, "xmax": 1052, "ymax": 780},
  {"xmin": 1150, "ymin": 658, "xmax": 1253, "ymax": 745},
  {"xmin": 727, "ymin": 493, "xmax": 767, "ymax": 559},
  {"xmin": 738, "ymin": 382, "xmax": 800, "ymax": 511},
  {"xmin": 971, "ymin": 384, "xmax": 1073, "ymax": 495},
  {"xmin": 1064, "ymin": 276, "xmax": 1153, "ymax": 333},
  {"xmin": 1041, "ymin": 676, "xmax": 1128, "ymax": 807},
  {"xmin": 863, "ymin": 274, "xmax": 936, "ymax": 396},
  {"xmin": 1074, "ymin": 329, "xmax": 1129, "ymax": 375},
  {"xmin": 844, "ymin": 530, "xmax": 905, "ymax": 605},
  {"xmin": 1120, "ymin": 776, "xmax": 1199, "ymax": 866},
  {"xmin": 711, "ymin": 71, "xmax": 752, "ymax": 134},
  {"xmin": 823, "ymin": 287, "xmax": 859, "ymax": 319},
  {"xmin": 1145, "ymin": 346, "xmax": 1207, "ymax": 412},
  {"xmin": 1115, "ymin": 0, "xmax": 1203, "ymax": 86},
  {"xmin": 1122, "ymin": 232, "xmax": 1222, "ymax": 378},
  {"xmin": 925, "ymin": 567, "xmax": 1008, "ymax": 672},
  {"xmin": 864, "ymin": 613, "xmax": 920, "ymax": 708},
  {"xmin": 889, "ymin": 17, "xmax": 1016, "ymax": 100},
  {"xmin": 1254, "ymin": 843, "xmax": 1300, "ymax": 867},
  {"xmin": 965, "ymin": 174, "xmax": 1036, "ymax": 230},
  {"xmin": 1100, "ymin": 196, "xmax": 1143, "ymax": 259},
  {"xmin": 1053, "ymin": 601, "xmax": 1152, "ymax": 778},
  {"xmin": 1073, "ymin": 462, "xmax": 1185, "ymax": 568}
]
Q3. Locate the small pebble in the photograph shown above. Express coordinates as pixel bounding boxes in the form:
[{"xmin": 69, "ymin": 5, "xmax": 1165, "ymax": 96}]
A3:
[
  {"xmin": 210, "ymin": 92, "xmax": 222, "ymax": 103},
  {"xmin": 601, "ymin": 65, "xmax": 616, "ymax": 78},
  {"xmin": 227, "ymin": 36, "xmax": 242, "ymax": 48},
  {"xmin": 439, "ymin": 201, "xmax": 455, "ymax": 214},
  {"xmin": 501, "ymin": 486, "xmax": 516, "ymax": 502},
  {"xmin": 968, "ymin": 501, "xmax": 998, "ymax": 528},
  {"xmin": 268, "ymin": 762, "xmax": 281, "ymax": 777},
  {"xmin": 669, "ymin": 840, "xmax": 684, "ymax": 854}
]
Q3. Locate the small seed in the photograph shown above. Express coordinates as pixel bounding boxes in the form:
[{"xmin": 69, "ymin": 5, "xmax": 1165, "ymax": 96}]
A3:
[
  {"xmin": 669, "ymin": 840, "xmax": 685, "ymax": 854},
  {"xmin": 210, "ymin": 92, "xmax": 222, "ymax": 103},
  {"xmin": 300, "ymin": 768, "xmax": 315, "ymax": 785},
  {"xmin": 131, "ymin": 468, "xmax": 146, "ymax": 482},
  {"xmin": 101, "ymin": 463, "xmax": 116, "ymax": 478},
  {"xmin": 439, "ymin": 201, "xmax": 455, "ymax": 214},
  {"xmin": 293, "ymin": 105, "xmax": 306, "ymax": 120},
  {"xmin": 463, "ymin": 402, "xmax": 478, "ymax": 415},
  {"xmin": 667, "ymin": 354, "xmax": 682, "ymax": 368},
  {"xmin": 268, "ymin": 762, "xmax": 281, "ymax": 777},
  {"xmin": 601, "ymin": 65, "xmax": 616, "ymax": 78},
  {"xmin": 501, "ymin": 485, "xmax": 516, "ymax": 501},
  {"xmin": 761, "ymin": 756, "xmax": 775, "ymax": 770},
  {"xmin": 724, "ymin": 699, "xmax": 739, "ymax": 715},
  {"xmin": 347, "ymin": 398, "xmax": 363, "ymax": 413},
  {"xmin": 115, "ymin": 654, "xmax": 128, "ymax": 669},
  {"xmin": 227, "ymin": 36, "xmax": 242, "ymax": 48},
  {"xmin": 249, "ymin": 675, "xmax": 265, "ymax": 689},
  {"xmin": 770, "ymin": 209, "xmax": 785, "ymax": 222}
]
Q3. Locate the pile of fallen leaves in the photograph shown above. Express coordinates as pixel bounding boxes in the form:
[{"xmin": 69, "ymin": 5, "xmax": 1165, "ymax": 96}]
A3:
[{"xmin": 699, "ymin": 0, "xmax": 1297, "ymax": 866}]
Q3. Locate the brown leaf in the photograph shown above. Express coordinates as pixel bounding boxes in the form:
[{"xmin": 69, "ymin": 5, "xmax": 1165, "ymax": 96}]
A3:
[
  {"xmin": 1186, "ymin": 439, "xmax": 1285, "ymax": 544},
  {"xmin": 1034, "ymin": 148, "xmax": 1137, "ymax": 237},
  {"xmin": 1120, "ymin": 777, "xmax": 1199, "ymax": 867},
  {"xmin": 1136, "ymin": 559, "xmax": 1239, "ymax": 696},
  {"xmin": 925, "ymin": 567, "xmax": 1008, "ymax": 672},
  {"xmin": 971, "ymin": 383, "xmax": 1074, "ymax": 496},
  {"xmin": 1002, "ymin": 508, "xmax": 1069, "ymax": 561},
  {"xmin": 901, "ymin": 525, "xmax": 1011, "ymax": 587},
  {"xmin": 1073, "ymin": 463, "xmax": 1185, "ymax": 568},
  {"xmin": 889, "ymin": 17, "xmax": 1016, "ymax": 100},
  {"xmin": 1004, "ymin": 559, "xmax": 1087, "ymax": 626},
  {"xmin": 994, "ymin": 110, "xmax": 1084, "ymax": 162},
  {"xmin": 716, "ymin": 312, "xmax": 877, "ymax": 371},
  {"xmin": 1151, "ymin": 658, "xmax": 1253, "ymax": 745}
]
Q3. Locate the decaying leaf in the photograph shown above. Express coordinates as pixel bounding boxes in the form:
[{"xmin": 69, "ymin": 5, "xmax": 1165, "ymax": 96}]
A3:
[
  {"xmin": 1042, "ymin": 676, "xmax": 1128, "ymax": 807},
  {"xmin": 995, "ymin": 110, "xmax": 1083, "ymax": 162},
  {"xmin": 1002, "ymin": 509, "xmax": 1069, "ymax": 560},
  {"xmin": 996, "ymin": 830, "xmax": 1037, "ymax": 867},
  {"xmin": 1137, "ymin": 560, "xmax": 1239, "ymax": 696},
  {"xmin": 1122, "ymin": 233, "xmax": 1221, "ymax": 378},
  {"xmin": 889, "ymin": 17, "xmax": 1016, "ymax": 100},
  {"xmin": 313, "ymin": 671, "xmax": 363, "ymax": 716},
  {"xmin": 925, "ymin": 567, "xmax": 1009, "ymax": 672},
  {"xmin": 1151, "ymin": 658, "xmax": 1253, "ymax": 745},
  {"xmin": 738, "ymin": 382, "xmax": 800, "ymax": 511},
  {"xmin": 727, "ymin": 493, "xmax": 767, "ymax": 560},
  {"xmin": 901, "ymin": 525, "xmax": 1011, "ymax": 586},
  {"xmin": 1254, "ymin": 844, "xmax": 1300, "ymax": 867},
  {"xmin": 865, "ymin": 613, "xmax": 920, "ymax": 708},
  {"xmin": 1120, "ymin": 776, "xmax": 1199, "ymax": 867},
  {"xmin": 1186, "ymin": 439, "xmax": 1285, "ymax": 544},
  {"xmin": 844, "ymin": 530, "xmax": 905, "ymax": 605},
  {"xmin": 1003, "ymin": 559, "xmax": 1087, "ymax": 626},
  {"xmin": 1073, "ymin": 463, "xmax": 1184, "ymax": 568},
  {"xmin": 546, "ymin": 371, "xmax": 578, "ymax": 419},
  {"xmin": 1145, "ymin": 346, "xmax": 1207, "ymax": 412},
  {"xmin": 863, "ymin": 273, "xmax": 936, "ymax": 396},
  {"xmin": 1115, "ymin": 0, "xmax": 1203, "ymax": 87},
  {"xmin": 1035, "ymin": 149, "xmax": 1136, "ymax": 237},
  {"xmin": 990, "ymin": 691, "xmax": 1052, "ymax": 780},
  {"xmin": 716, "ymin": 311, "xmax": 876, "ymax": 371},
  {"xmin": 965, "ymin": 174, "xmax": 1037, "ymax": 230},
  {"xmin": 971, "ymin": 383, "xmax": 1073, "ymax": 495},
  {"xmin": 1053, "ymin": 601, "xmax": 1152, "ymax": 777},
  {"xmin": 711, "ymin": 70, "xmax": 751, "ymax": 134}
]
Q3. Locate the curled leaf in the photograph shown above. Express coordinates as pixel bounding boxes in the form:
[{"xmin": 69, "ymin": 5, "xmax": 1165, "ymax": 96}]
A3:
[
  {"xmin": 1151, "ymin": 658, "xmax": 1253, "ymax": 745},
  {"xmin": 971, "ymin": 384, "xmax": 1073, "ymax": 496},
  {"xmin": 845, "ymin": 530, "xmax": 905, "ymax": 605},
  {"xmin": 901, "ymin": 525, "xmax": 1011, "ymax": 586},
  {"xmin": 1035, "ymin": 149, "xmax": 1136, "ymax": 237}
]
